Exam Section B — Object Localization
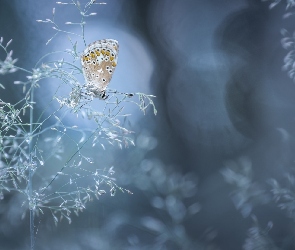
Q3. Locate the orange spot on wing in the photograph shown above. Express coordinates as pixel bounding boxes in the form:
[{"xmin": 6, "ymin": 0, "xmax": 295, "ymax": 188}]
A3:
[
  {"xmin": 90, "ymin": 52, "xmax": 96, "ymax": 58},
  {"xmin": 83, "ymin": 56, "xmax": 89, "ymax": 62}
]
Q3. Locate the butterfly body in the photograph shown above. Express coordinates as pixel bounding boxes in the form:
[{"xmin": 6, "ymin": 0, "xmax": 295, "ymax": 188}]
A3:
[{"xmin": 81, "ymin": 39, "xmax": 119, "ymax": 99}]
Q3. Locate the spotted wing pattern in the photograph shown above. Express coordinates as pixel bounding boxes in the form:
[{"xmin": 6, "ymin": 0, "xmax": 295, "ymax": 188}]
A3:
[{"xmin": 81, "ymin": 39, "xmax": 119, "ymax": 98}]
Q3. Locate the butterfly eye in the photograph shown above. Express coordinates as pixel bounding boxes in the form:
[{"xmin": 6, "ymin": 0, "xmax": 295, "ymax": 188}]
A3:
[{"xmin": 99, "ymin": 91, "xmax": 108, "ymax": 100}]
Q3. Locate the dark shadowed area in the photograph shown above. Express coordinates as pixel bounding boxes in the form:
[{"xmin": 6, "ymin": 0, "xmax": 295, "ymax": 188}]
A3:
[{"xmin": 1, "ymin": 0, "xmax": 295, "ymax": 249}]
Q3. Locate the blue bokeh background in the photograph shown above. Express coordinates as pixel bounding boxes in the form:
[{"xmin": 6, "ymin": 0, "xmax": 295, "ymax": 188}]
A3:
[{"xmin": 1, "ymin": 0, "xmax": 295, "ymax": 249}]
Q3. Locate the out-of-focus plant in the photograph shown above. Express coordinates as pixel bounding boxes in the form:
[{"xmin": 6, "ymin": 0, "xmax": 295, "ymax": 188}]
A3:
[
  {"xmin": 243, "ymin": 215, "xmax": 279, "ymax": 250},
  {"xmin": 269, "ymin": 173, "xmax": 295, "ymax": 220},
  {"xmin": 263, "ymin": 0, "xmax": 295, "ymax": 81},
  {"xmin": 221, "ymin": 156, "xmax": 271, "ymax": 218},
  {"xmin": 110, "ymin": 154, "xmax": 218, "ymax": 250},
  {"xmin": 262, "ymin": 0, "xmax": 295, "ymax": 10}
]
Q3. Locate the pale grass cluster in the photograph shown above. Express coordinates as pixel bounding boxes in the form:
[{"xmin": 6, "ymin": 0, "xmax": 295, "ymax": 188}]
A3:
[{"xmin": 0, "ymin": 1, "xmax": 156, "ymax": 249}]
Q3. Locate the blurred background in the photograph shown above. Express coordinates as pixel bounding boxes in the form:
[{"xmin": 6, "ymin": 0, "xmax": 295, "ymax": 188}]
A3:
[{"xmin": 1, "ymin": 0, "xmax": 295, "ymax": 249}]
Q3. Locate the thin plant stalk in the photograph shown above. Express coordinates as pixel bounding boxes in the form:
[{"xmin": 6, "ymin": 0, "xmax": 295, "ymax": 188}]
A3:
[{"xmin": 28, "ymin": 86, "xmax": 35, "ymax": 250}]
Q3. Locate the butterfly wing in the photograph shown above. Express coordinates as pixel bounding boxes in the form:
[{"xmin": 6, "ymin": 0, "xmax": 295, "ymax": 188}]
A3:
[{"xmin": 81, "ymin": 39, "xmax": 119, "ymax": 96}]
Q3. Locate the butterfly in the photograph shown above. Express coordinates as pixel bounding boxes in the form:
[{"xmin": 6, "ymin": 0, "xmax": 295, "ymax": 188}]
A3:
[{"xmin": 81, "ymin": 39, "xmax": 119, "ymax": 100}]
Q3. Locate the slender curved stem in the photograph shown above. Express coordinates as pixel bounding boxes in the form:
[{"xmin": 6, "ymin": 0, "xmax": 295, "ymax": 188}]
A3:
[{"xmin": 28, "ymin": 86, "xmax": 35, "ymax": 250}]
